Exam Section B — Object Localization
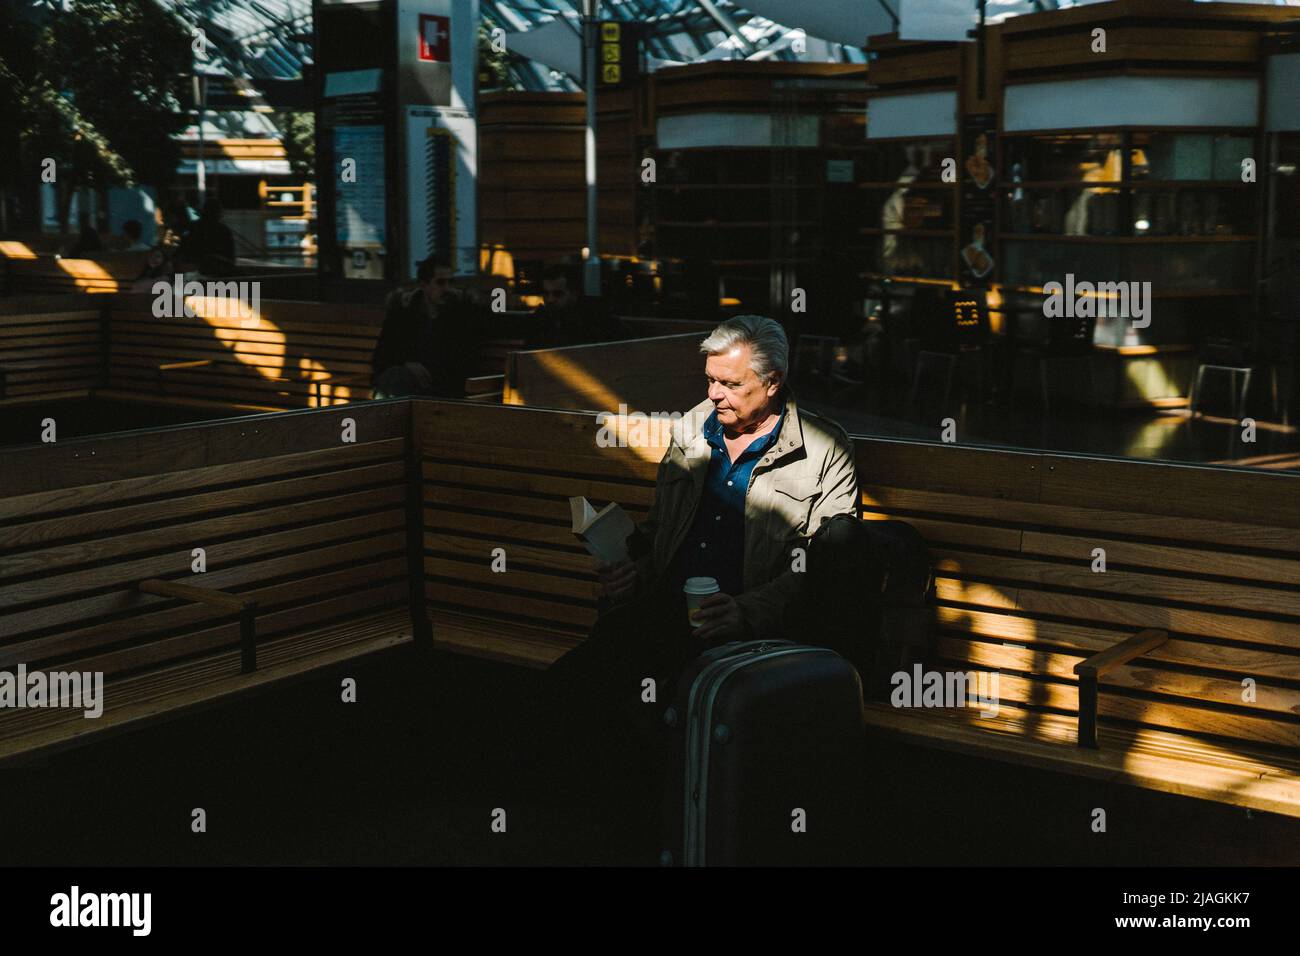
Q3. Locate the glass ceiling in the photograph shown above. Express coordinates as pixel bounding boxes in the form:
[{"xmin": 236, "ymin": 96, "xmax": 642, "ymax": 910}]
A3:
[{"xmin": 125, "ymin": 0, "xmax": 1300, "ymax": 95}]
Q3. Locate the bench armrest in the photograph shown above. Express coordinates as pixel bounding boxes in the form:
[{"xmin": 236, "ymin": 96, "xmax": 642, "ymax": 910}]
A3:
[
  {"xmin": 138, "ymin": 578, "xmax": 260, "ymax": 674},
  {"xmin": 1072, "ymin": 628, "xmax": 1169, "ymax": 749}
]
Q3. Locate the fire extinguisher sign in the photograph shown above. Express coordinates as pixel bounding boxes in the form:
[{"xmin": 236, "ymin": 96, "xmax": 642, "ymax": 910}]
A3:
[{"xmin": 418, "ymin": 14, "xmax": 451, "ymax": 62}]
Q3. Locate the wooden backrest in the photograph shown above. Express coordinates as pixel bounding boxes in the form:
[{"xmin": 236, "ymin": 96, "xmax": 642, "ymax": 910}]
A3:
[
  {"xmin": 413, "ymin": 399, "xmax": 1300, "ymax": 761},
  {"xmin": 503, "ymin": 333, "xmax": 707, "ymax": 414},
  {"xmin": 105, "ymin": 293, "xmax": 386, "ymax": 407},
  {"xmin": 855, "ymin": 437, "xmax": 1300, "ymax": 756},
  {"xmin": 0, "ymin": 294, "xmax": 104, "ymax": 399},
  {"xmin": 104, "ymin": 293, "xmax": 528, "ymax": 409},
  {"xmin": 3, "ymin": 253, "xmax": 149, "ymax": 295},
  {"xmin": 416, "ymin": 401, "xmax": 665, "ymax": 663},
  {"xmin": 0, "ymin": 403, "xmax": 411, "ymax": 682}
]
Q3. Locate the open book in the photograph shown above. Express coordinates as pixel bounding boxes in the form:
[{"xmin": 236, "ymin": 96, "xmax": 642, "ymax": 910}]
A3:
[{"xmin": 569, "ymin": 496, "xmax": 635, "ymax": 565}]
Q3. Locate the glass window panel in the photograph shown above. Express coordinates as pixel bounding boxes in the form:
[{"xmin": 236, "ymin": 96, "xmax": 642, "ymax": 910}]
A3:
[
  {"xmin": 1003, "ymin": 186, "xmax": 1124, "ymax": 236},
  {"xmin": 1003, "ymin": 133, "xmax": 1124, "ymax": 184},
  {"xmin": 1127, "ymin": 241, "xmax": 1254, "ymax": 291},
  {"xmin": 1001, "ymin": 239, "xmax": 1123, "ymax": 287},
  {"xmin": 873, "ymin": 234, "xmax": 953, "ymax": 279},
  {"xmin": 1131, "ymin": 133, "xmax": 1254, "ymax": 181},
  {"xmin": 859, "ymin": 139, "xmax": 955, "ymax": 184},
  {"xmin": 1131, "ymin": 187, "xmax": 1256, "ymax": 236},
  {"xmin": 861, "ymin": 187, "xmax": 954, "ymax": 231}
]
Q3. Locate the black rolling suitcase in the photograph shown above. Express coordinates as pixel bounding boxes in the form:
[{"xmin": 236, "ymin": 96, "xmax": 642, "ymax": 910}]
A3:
[{"xmin": 659, "ymin": 640, "xmax": 866, "ymax": 867}]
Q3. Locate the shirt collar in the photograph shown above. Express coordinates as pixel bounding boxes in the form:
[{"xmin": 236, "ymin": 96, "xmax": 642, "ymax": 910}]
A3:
[{"xmin": 703, "ymin": 394, "xmax": 787, "ymax": 453}]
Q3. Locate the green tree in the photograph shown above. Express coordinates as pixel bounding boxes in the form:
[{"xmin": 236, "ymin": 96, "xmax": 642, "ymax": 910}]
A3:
[
  {"xmin": 0, "ymin": 0, "xmax": 190, "ymax": 235},
  {"xmin": 273, "ymin": 110, "xmax": 315, "ymax": 181}
]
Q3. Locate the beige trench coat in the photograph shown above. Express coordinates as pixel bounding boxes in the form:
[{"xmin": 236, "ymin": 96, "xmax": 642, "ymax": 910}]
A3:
[{"xmin": 629, "ymin": 390, "xmax": 860, "ymax": 640}]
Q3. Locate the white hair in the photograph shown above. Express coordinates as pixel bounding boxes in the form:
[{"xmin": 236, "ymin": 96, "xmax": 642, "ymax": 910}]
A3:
[{"xmin": 699, "ymin": 315, "xmax": 789, "ymax": 383}]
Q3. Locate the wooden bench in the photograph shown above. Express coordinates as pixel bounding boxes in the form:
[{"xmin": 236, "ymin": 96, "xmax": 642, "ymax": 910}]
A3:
[
  {"xmin": 101, "ymin": 293, "xmax": 530, "ymax": 412},
  {"xmin": 0, "ymin": 295, "xmax": 104, "ymax": 404},
  {"xmin": 2, "ymin": 252, "xmax": 148, "ymax": 296},
  {"xmin": 10, "ymin": 396, "xmax": 1300, "ymax": 825},
  {"xmin": 0, "ymin": 401, "xmax": 419, "ymax": 763},
  {"xmin": 410, "ymin": 400, "xmax": 1300, "ymax": 821},
  {"xmin": 854, "ymin": 437, "xmax": 1300, "ymax": 818}
]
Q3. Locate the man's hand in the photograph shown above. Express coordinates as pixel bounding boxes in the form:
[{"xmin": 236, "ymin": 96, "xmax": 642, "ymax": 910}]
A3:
[
  {"xmin": 596, "ymin": 558, "xmax": 638, "ymax": 603},
  {"xmin": 691, "ymin": 593, "xmax": 747, "ymax": 643}
]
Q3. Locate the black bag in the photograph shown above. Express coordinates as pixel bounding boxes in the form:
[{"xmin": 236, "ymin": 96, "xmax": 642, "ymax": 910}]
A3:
[
  {"xmin": 784, "ymin": 515, "xmax": 934, "ymax": 701},
  {"xmin": 659, "ymin": 640, "xmax": 866, "ymax": 866}
]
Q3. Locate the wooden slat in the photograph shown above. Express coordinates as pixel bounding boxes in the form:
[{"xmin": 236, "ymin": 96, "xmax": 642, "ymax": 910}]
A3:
[
  {"xmin": 0, "ymin": 611, "xmax": 411, "ymax": 764},
  {"xmin": 861, "ymin": 484, "xmax": 1300, "ymax": 554},
  {"xmin": 429, "ymin": 609, "xmax": 576, "ymax": 669},
  {"xmin": 861, "ymin": 704, "xmax": 1300, "ymax": 818},
  {"xmin": 425, "ymin": 461, "xmax": 656, "ymax": 507},
  {"xmin": 933, "ymin": 607, "xmax": 1300, "ymax": 680},
  {"xmin": 426, "ymin": 530, "xmax": 594, "ymax": 575},
  {"xmin": 1, "ymin": 407, "xmax": 407, "ymax": 499},
  {"xmin": 933, "ymin": 548, "xmax": 1300, "ymax": 618},
  {"xmin": 426, "ymin": 580, "xmax": 594, "ymax": 629},
  {"xmin": 4, "ymin": 459, "xmax": 404, "ymax": 549},
  {"xmin": 0, "ymin": 485, "xmax": 405, "ymax": 577},
  {"xmin": 2, "ymin": 534, "xmax": 406, "ymax": 654},
  {"xmin": 424, "ymin": 556, "xmax": 595, "ymax": 601},
  {"xmin": 0, "ymin": 510, "xmax": 405, "ymax": 610}
]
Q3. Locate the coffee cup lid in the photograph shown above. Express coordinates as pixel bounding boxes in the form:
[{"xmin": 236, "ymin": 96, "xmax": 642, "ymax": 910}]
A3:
[{"xmin": 683, "ymin": 576, "xmax": 720, "ymax": 594}]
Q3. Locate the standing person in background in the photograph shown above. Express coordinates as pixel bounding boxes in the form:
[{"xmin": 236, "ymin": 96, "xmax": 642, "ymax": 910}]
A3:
[
  {"xmin": 67, "ymin": 219, "xmax": 102, "ymax": 257},
  {"xmin": 180, "ymin": 196, "xmax": 236, "ymax": 275}
]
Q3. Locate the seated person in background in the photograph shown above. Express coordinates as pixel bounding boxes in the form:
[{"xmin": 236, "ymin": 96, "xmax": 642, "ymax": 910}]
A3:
[
  {"xmin": 122, "ymin": 219, "xmax": 150, "ymax": 252},
  {"xmin": 520, "ymin": 315, "xmax": 860, "ymax": 820},
  {"xmin": 531, "ymin": 262, "xmax": 625, "ymax": 348},
  {"xmin": 371, "ymin": 255, "xmax": 483, "ymax": 399}
]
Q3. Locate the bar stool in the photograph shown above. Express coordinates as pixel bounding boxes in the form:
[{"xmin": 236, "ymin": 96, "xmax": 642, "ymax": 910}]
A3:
[{"xmin": 1189, "ymin": 364, "xmax": 1252, "ymax": 421}]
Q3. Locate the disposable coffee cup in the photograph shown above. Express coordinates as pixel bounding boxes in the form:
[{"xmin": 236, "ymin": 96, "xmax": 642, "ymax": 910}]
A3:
[{"xmin": 683, "ymin": 577, "xmax": 720, "ymax": 628}]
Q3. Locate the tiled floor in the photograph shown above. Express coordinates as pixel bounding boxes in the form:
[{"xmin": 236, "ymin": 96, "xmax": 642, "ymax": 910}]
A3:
[{"xmin": 4, "ymin": 643, "xmax": 1297, "ymax": 866}]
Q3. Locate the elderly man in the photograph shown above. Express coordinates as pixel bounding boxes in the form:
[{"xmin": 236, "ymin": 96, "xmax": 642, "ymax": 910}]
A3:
[
  {"xmin": 598, "ymin": 314, "xmax": 859, "ymax": 640},
  {"xmin": 524, "ymin": 315, "xmax": 860, "ymax": 837}
]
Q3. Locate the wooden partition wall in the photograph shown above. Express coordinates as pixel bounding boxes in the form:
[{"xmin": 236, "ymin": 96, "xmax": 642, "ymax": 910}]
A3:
[
  {"xmin": 0, "ymin": 294, "xmax": 104, "ymax": 401},
  {"xmin": 102, "ymin": 293, "xmax": 386, "ymax": 409},
  {"xmin": 412, "ymin": 399, "xmax": 1300, "ymax": 815},
  {"xmin": 0, "ymin": 402, "xmax": 414, "ymax": 759},
  {"xmin": 503, "ymin": 333, "xmax": 706, "ymax": 414},
  {"xmin": 6, "ymin": 396, "xmax": 1300, "ymax": 812}
]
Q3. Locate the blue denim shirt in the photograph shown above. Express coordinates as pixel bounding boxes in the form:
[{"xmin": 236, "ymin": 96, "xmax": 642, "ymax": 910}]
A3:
[{"xmin": 678, "ymin": 400, "xmax": 787, "ymax": 598}]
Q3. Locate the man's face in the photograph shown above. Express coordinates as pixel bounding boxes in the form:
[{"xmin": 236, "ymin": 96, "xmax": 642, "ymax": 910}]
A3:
[
  {"xmin": 421, "ymin": 267, "xmax": 453, "ymax": 306},
  {"xmin": 705, "ymin": 345, "xmax": 781, "ymax": 432},
  {"xmin": 542, "ymin": 277, "xmax": 575, "ymax": 312}
]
